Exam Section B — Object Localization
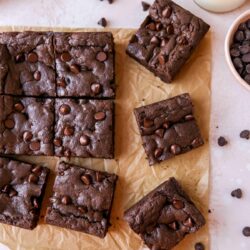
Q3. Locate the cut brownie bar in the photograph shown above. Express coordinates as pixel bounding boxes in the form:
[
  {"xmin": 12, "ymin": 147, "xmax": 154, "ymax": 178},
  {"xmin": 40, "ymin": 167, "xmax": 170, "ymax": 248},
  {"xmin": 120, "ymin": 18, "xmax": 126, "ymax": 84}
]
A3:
[
  {"xmin": 45, "ymin": 161, "xmax": 118, "ymax": 238},
  {"xmin": 0, "ymin": 95, "xmax": 54, "ymax": 156},
  {"xmin": 126, "ymin": 0, "xmax": 210, "ymax": 83},
  {"xmin": 54, "ymin": 32, "xmax": 115, "ymax": 98},
  {"xmin": 134, "ymin": 93, "xmax": 204, "ymax": 165},
  {"xmin": 54, "ymin": 99, "xmax": 114, "ymax": 158},
  {"xmin": 0, "ymin": 31, "xmax": 56, "ymax": 96},
  {"xmin": 0, "ymin": 157, "xmax": 49, "ymax": 230},
  {"xmin": 124, "ymin": 177, "xmax": 205, "ymax": 250}
]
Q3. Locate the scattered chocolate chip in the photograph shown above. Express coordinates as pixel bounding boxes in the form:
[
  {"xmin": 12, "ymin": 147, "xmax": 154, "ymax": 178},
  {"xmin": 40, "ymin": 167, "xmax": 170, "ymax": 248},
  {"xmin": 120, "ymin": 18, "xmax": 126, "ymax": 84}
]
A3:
[
  {"xmin": 240, "ymin": 130, "xmax": 250, "ymax": 139},
  {"xmin": 195, "ymin": 242, "xmax": 205, "ymax": 250},
  {"xmin": 191, "ymin": 138, "xmax": 203, "ymax": 147},
  {"xmin": 81, "ymin": 174, "xmax": 91, "ymax": 185},
  {"xmin": 79, "ymin": 135, "xmax": 90, "ymax": 146},
  {"xmin": 154, "ymin": 148, "xmax": 163, "ymax": 158},
  {"xmin": 185, "ymin": 114, "xmax": 194, "ymax": 121},
  {"xmin": 231, "ymin": 188, "xmax": 242, "ymax": 198},
  {"xmin": 141, "ymin": 1, "xmax": 150, "ymax": 11},
  {"xmin": 4, "ymin": 119, "xmax": 15, "ymax": 129},
  {"xmin": 94, "ymin": 112, "xmax": 106, "ymax": 121},
  {"xmin": 162, "ymin": 6, "xmax": 172, "ymax": 18},
  {"xmin": 91, "ymin": 83, "xmax": 102, "ymax": 95},
  {"xmin": 59, "ymin": 104, "xmax": 71, "ymax": 115},
  {"xmin": 33, "ymin": 71, "xmax": 41, "ymax": 81},
  {"xmin": 57, "ymin": 78, "xmax": 67, "ymax": 88},
  {"xmin": 218, "ymin": 136, "xmax": 228, "ymax": 147},
  {"xmin": 173, "ymin": 199, "xmax": 184, "ymax": 209},
  {"xmin": 54, "ymin": 138, "xmax": 62, "ymax": 147},
  {"xmin": 61, "ymin": 195, "xmax": 71, "ymax": 205},
  {"xmin": 70, "ymin": 64, "xmax": 80, "ymax": 74},
  {"xmin": 155, "ymin": 129, "xmax": 164, "ymax": 138},
  {"xmin": 60, "ymin": 52, "xmax": 71, "ymax": 62},
  {"xmin": 29, "ymin": 141, "xmax": 40, "ymax": 151},
  {"xmin": 150, "ymin": 36, "xmax": 159, "ymax": 45},
  {"xmin": 183, "ymin": 217, "xmax": 193, "ymax": 227},
  {"xmin": 27, "ymin": 52, "xmax": 38, "ymax": 63},
  {"xmin": 98, "ymin": 17, "xmax": 107, "ymax": 27},
  {"xmin": 156, "ymin": 23, "xmax": 162, "ymax": 31},
  {"xmin": 143, "ymin": 118, "xmax": 154, "ymax": 128},
  {"xmin": 170, "ymin": 144, "xmax": 181, "ymax": 155},
  {"xmin": 32, "ymin": 166, "xmax": 42, "ymax": 175},
  {"xmin": 96, "ymin": 51, "xmax": 107, "ymax": 62},
  {"xmin": 23, "ymin": 131, "xmax": 33, "ymax": 142},
  {"xmin": 28, "ymin": 173, "xmax": 39, "ymax": 183},
  {"xmin": 63, "ymin": 125, "xmax": 74, "ymax": 136},
  {"xmin": 14, "ymin": 102, "xmax": 24, "ymax": 112},
  {"xmin": 15, "ymin": 53, "xmax": 25, "ymax": 63},
  {"xmin": 243, "ymin": 227, "xmax": 250, "ymax": 237}
]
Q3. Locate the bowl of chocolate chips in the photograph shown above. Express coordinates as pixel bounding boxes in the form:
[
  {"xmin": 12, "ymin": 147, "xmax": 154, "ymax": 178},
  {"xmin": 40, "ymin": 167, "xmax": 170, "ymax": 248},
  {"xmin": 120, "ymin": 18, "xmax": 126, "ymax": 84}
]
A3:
[{"xmin": 225, "ymin": 10, "xmax": 250, "ymax": 91}]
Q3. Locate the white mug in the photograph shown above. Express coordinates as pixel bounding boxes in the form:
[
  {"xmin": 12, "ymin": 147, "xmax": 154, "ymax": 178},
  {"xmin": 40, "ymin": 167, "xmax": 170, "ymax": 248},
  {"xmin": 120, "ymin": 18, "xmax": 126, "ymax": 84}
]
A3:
[{"xmin": 194, "ymin": 0, "xmax": 246, "ymax": 12}]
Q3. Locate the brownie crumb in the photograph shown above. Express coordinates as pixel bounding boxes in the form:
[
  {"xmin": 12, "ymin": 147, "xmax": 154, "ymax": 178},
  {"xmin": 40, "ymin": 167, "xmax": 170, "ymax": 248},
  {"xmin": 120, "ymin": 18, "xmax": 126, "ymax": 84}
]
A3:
[
  {"xmin": 243, "ymin": 227, "xmax": 250, "ymax": 237},
  {"xmin": 240, "ymin": 130, "xmax": 250, "ymax": 140},
  {"xmin": 141, "ymin": 1, "xmax": 150, "ymax": 11},
  {"xmin": 231, "ymin": 188, "xmax": 242, "ymax": 199},
  {"xmin": 98, "ymin": 18, "xmax": 107, "ymax": 27},
  {"xmin": 218, "ymin": 136, "xmax": 228, "ymax": 147},
  {"xmin": 195, "ymin": 242, "xmax": 205, "ymax": 250}
]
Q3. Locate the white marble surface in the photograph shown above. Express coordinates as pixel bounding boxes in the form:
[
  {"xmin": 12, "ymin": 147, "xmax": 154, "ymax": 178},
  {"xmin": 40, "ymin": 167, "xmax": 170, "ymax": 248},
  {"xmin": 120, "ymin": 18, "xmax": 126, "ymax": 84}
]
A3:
[{"xmin": 0, "ymin": 0, "xmax": 250, "ymax": 249}]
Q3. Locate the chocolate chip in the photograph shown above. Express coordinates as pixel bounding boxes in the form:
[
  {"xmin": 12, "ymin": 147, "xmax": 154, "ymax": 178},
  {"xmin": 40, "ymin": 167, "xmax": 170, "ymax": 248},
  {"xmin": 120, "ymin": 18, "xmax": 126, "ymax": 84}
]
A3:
[
  {"xmin": 173, "ymin": 199, "xmax": 184, "ymax": 209},
  {"xmin": 9, "ymin": 189, "xmax": 17, "ymax": 198},
  {"xmin": 246, "ymin": 64, "xmax": 250, "ymax": 74},
  {"xmin": 96, "ymin": 52, "xmax": 107, "ymax": 62},
  {"xmin": 150, "ymin": 36, "xmax": 159, "ymax": 45},
  {"xmin": 57, "ymin": 78, "xmax": 67, "ymax": 88},
  {"xmin": 4, "ymin": 119, "xmax": 15, "ymax": 129},
  {"xmin": 61, "ymin": 195, "xmax": 71, "ymax": 205},
  {"xmin": 28, "ymin": 173, "xmax": 39, "ymax": 183},
  {"xmin": 70, "ymin": 64, "xmax": 80, "ymax": 74},
  {"xmin": 242, "ymin": 53, "xmax": 250, "ymax": 63},
  {"xmin": 59, "ymin": 104, "xmax": 71, "ymax": 115},
  {"xmin": 185, "ymin": 114, "xmax": 194, "ymax": 121},
  {"xmin": 245, "ymin": 74, "xmax": 250, "ymax": 84},
  {"xmin": 141, "ymin": 1, "xmax": 150, "ymax": 11},
  {"xmin": 243, "ymin": 227, "xmax": 250, "ymax": 237},
  {"xmin": 29, "ymin": 141, "xmax": 40, "ymax": 151},
  {"xmin": 27, "ymin": 52, "xmax": 38, "ymax": 63},
  {"xmin": 191, "ymin": 138, "xmax": 203, "ymax": 147},
  {"xmin": 166, "ymin": 24, "xmax": 174, "ymax": 35},
  {"xmin": 195, "ymin": 242, "xmax": 205, "ymax": 250},
  {"xmin": 146, "ymin": 22, "xmax": 156, "ymax": 31},
  {"xmin": 60, "ymin": 52, "xmax": 71, "ymax": 62},
  {"xmin": 235, "ymin": 31, "xmax": 245, "ymax": 42},
  {"xmin": 91, "ymin": 83, "xmax": 102, "ymax": 95},
  {"xmin": 239, "ymin": 44, "xmax": 250, "ymax": 54},
  {"xmin": 168, "ymin": 221, "xmax": 177, "ymax": 230},
  {"xmin": 154, "ymin": 148, "xmax": 163, "ymax": 158},
  {"xmin": 33, "ymin": 71, "xmax": 41, "ymax": 81},
  {"xmin": 233, "ymin": 57, "xmax": 243, "ymax": 68},
  {"xmin": 94, "ymin": 112, "xmax": 106, "ymax": 121},
  {"xmin": 81, "ymin": 174, "xmax": 91, "ymax": 185},
  {"xmin": 218, "ymin": 136, "xmax": 228, "ymax": 147},
  {"xmin": 143, "ymin": 118, "xmax": 154, "ymax": 128},
  {"xmin": 155, "ymin": 129, "xmax": 164, "ymax": 138},
  {"xmin": 54, "ymin": 138, "xmax": 62, "ymax": 147},
  {"xmin": 170, "ymin": 144, "xmax": 181, "ymax": 155},
  {"xmin": 14, "ymin": 102, "xmax": 24, "ymax": 112},
  {"xmin": 156, "ymin": 23, "xmax": 162, "ymax": 31},
  {"xmin": 31, "ymin": 166, "xmax": 42, "ymax": 175},
  {"xmin": 230, "ymin": 48, "xmax": 240, "ymax": 57},
  {"xmin": 32, "ymin": 197, "xmax": 39, "ymax": 208},
  {"xmin": 158, "ymin": 54, "xmax": 165, "ymax": 65},
  {"xmin": 23, "ymin": 131, "xmax": 33, "ymax": 142},
  {"xmin": 80, "ymin": 135, "xmax": 90, "ymax": 146},
  {"xmin": 15, "ymin": 53, "xmax": 25, "ymax": 63},
  {"xmin": 162, "ymin": 6, "xmax": 172, "ymax": 18},
  {"xmin": 163, "ymin": 122, "xmax": 170, "ymax": 129},
  {"xmin": 183, "ymin": 217, "xmax": 193, "ymax": 227},
  {"xmin": 231, "ymin": 188, "xmax": 242, "ymax": 198},
  {"xmin": 63, "ymin": 125, "xmax": 74, "ymax": 136},
  {"xmin": 240, "ymin": 130, "xmax": 250, "ymax": 139},
  {"xmin": 95, "ymin": 172, "xmax": 103, "ymax": 182},
  {"xmin": 98, "ymin": 17, "xmax": 107, "ymax": 27}
]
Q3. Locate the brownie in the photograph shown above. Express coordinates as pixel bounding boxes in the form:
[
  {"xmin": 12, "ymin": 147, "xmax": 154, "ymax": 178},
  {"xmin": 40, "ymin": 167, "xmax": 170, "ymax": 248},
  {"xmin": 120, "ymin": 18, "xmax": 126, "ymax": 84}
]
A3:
[
  {"xmin": 134, "ymin": 93, "xmax": 204, "ymax": 165},
  {"xmin": 54, "ymin": 32, "xmax": 115, "ymax": 98},
  {"xmin": 45, "ymin": 161, "xmax": 118, "ymax": 238},
  {"xmin": 54, "ymin": 98, "xmax": 114, "ymax": 158},
  {"xmin": 0, "ymin": 31, "xmax": 56, "ymax": 96},
  {"xmin": 124, "ymin": 177, "xmax": 205, "ymax": 250},
  {"xmin": 0, "ymin": 157, "xmax": 49, "ymax": 229},
  {"xmin": 0, "ymin": 95, "xmax": 54, "ymax": 156},
  {"xmin": 126, "ymin": 0, "xmax": 210, "ymax": 83}
]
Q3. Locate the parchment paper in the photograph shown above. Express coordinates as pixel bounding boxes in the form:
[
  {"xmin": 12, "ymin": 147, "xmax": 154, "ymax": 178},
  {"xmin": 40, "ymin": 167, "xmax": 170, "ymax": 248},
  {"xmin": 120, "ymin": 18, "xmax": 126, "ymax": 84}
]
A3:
[{"xmin": 0, "ymin": 27, "xmax": 211, "ymax": 250}]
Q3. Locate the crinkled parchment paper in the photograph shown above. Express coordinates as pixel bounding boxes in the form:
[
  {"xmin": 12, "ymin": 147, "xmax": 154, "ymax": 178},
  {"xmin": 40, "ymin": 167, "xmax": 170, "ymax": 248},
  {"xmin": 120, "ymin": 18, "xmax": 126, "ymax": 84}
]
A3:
[{"xmin": 0, "ymin": 27, "xmax": 211, "ymax": 250}]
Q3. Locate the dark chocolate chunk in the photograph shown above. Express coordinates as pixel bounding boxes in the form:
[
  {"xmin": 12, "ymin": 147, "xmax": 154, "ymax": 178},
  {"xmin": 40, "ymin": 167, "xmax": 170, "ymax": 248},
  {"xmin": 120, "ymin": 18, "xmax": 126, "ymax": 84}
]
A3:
[
  {"xmin": 240, "ymin": 130, "xmax": 250, "ymax": 139},
  {"xmin": 218, "ymin": 136, "xmax": 228, "ymax": 147},
  {"xmin": 231, "ymin": 188, "xmax": 242, "ymax": 199},
  {"xmin": 98, "ymin": 18, "xmax": 107, "ymax": 27},
  {"xmin": 141, "ymin": 1, "xmax": 150, "ymax": 11},
  {"xmin": 243, "ymin": 227, "xmax": 250, "ymax": 237}
]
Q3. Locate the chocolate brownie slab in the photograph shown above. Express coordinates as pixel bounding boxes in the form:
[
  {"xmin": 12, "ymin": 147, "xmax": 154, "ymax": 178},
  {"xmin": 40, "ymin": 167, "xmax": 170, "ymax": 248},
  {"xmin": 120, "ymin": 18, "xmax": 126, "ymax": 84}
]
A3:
[
  {"xmin": 0, "ymin": 31, "xmax": 56, "ymax": 96},
  {"xmin": 54, "ymin": 98, "xmax": 114, "ymax": 158},
  {"xmin": 126, "ymin": 0, "xmax": 210, "ymax": 83},
  {"xmin": 124, "ymin": 177, "xmax": 205, "ymax": 250},
  {"xmin": 54, "ymin": 32, "xmax": 115, "ymax": 98},
  {"xmin": 0, "ymin": 95, "xmax": 54, "ymax": 156},
  {"xmin": 134, "ymin": 93, "xmax": 204, "ymax": 165},
  {"xmin": 45, "ymin": 161, "xmax": 118, "ymax": 238},
  {"xmin": 0, "ymin": 157, "xmax": 49, "ymax": 229}
]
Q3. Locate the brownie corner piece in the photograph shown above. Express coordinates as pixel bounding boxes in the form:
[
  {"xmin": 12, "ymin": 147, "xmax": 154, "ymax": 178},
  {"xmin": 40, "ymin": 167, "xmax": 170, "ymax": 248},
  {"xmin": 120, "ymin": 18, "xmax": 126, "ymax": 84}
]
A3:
[
  {"xmin": 54, "ymin": 98, "xmax": 114, "ymax": 159},
  {"xmin": 124, "ymin": 177, "xmax": 205, "ymax": 250},
  {"xmin": 0, "ymin": 95, "xmax": 54, "ymax": 156},
  {"xmin": 126, "ymin": 0, "xmax": 210, "ymax": 83},
  {"xmin": 45, "ymin": 161, "xmax": 118, "ymax": 238},
  {"xmin": 134, "ymin": 93, "xmax": 204, "ymax": 165},
  {"xmin": 54, "ymin": 32, "xmax": 115, "ymax": 98},
  {"xmin": 0, "ymin": 31, "xmax": 56, "ymax": 97},
  {"xmin": 0, "ymin": 157, "xmax": 49, "ymax": 230}
]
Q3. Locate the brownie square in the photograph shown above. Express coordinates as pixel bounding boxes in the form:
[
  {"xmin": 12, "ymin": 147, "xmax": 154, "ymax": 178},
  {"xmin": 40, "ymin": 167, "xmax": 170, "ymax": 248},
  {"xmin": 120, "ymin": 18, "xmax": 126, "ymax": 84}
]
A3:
[
  {"xmin": 54, "ymin": 98, "xmax": 114, "ymax": 159},
  {"xmin": 126, "ymin": 0, "xmax": 210, "ymax": 83},
  {"xmin": 0, "ymin": 157, "xmax": 49, "ymax": 230},
  {"xmin": 134, "ymin": 93, "xmax": 204, "ymax": 165},
  {"xmin": 0, "ymin": 31, "xmax": 56, "ymax": 96},
  {"xmin": 0, "ymin": 95, "xmax": 54, "ymax": 156},
  {"xmin": 54, "ymin": 32, "xmax": 115, "ymax": 98},
  {"xmin": 45, "ymin": 161, "xmax": 118, "ymax": 238},
  {"xmin": 124, "ymin": 177, "xmax": 205, "ymax": 250}
]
